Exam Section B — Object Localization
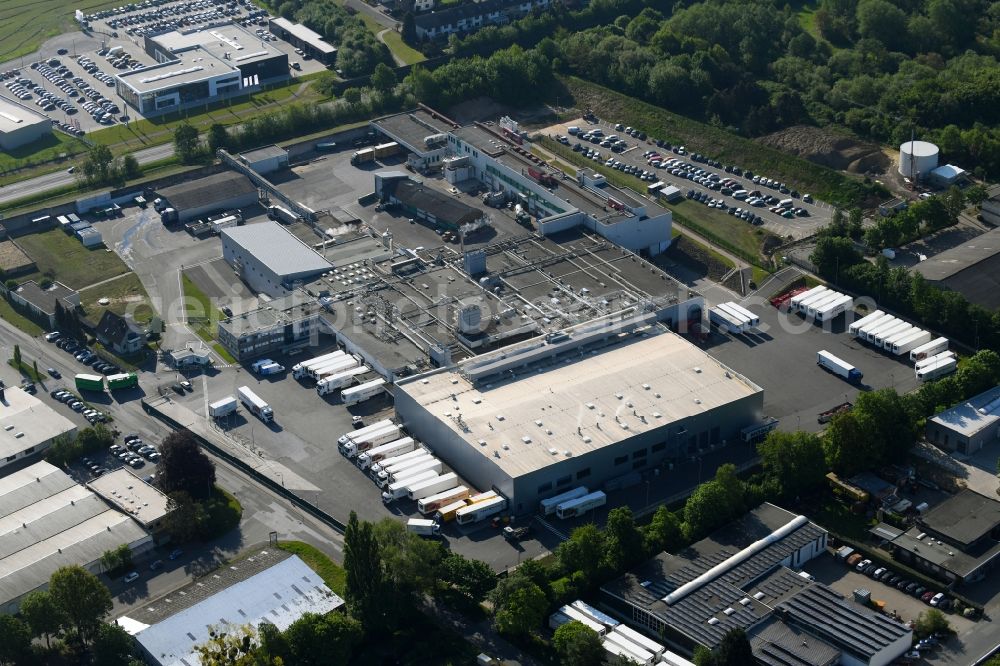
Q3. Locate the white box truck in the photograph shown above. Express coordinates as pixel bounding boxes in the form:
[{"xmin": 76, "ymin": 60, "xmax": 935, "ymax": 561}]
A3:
[
  {"xmin": 891, "ymin": 330, "xmax": 931, "ymax": 356},
  {"xmin": 910, "ymin": 337, "xmax": 949, "ymax": 362},
  {"xmin": 539, "ymin": 486, "xmax": 589, "ymax": 516},
  {"xmin": 309, "ymin": 355, "xmax": 359, "ymax": 380},
  {"xmin": 317, "ymin": 366, "xmax": 369, "ymax": 396},
  {"xmin": 407, "ymin": 472, "xmax": 459, "ymax": 501},
  {"xmin": 555, "ymin": 491, "xmax": 607, "ymax": 519},
  {"xmin": 237, "ymin": 386, "xmax": 273, "ymax": 422},
  {"xmin": 208, "ymin": 396, "xmax": 238, "ymax": 418},
  {"xmin": 418, "ymin": 486, "xmax": 470, "ymax": 514},
  {"xmin": 790, "ymin": 285, "xmax": 827, "ymax": 311},
  {"xmin": 342, "ymin": 378, "xmax": 386, "ymax": 406},
  {"xmin": 848, "ymin": 309, "xmax": 885, "ymax": 336},
  {"xmin": 915, "ymin": 350, "xmax": 956, "ymax": 371},
  {"xmin": 338, "ymin": 418, "xmax": 393, "ymax": 446},
  {"xmin": 456, "ymin": 495, "xmax": 508, "ymax": 525},
  {"xmin": 816, "ymin": 350, "xmax": 863, "ymax": 383},
  {"xmin": 356, "ymin": 437, "xmax": 415, "ymax": 470},
  {"xmin": 340, "ymin": 423, "xmax": 402, "ymax": 457},
  {"xmin": 382, "ymin": 470, "xmax": 440, "ymax": 503},
  {"xmin": 406, "ymin": 518, "xmax": 440, "ymax": 537},
  {"xmin": 292, "ymin": 350, "xmax": 346, "ymax": 378},
  {"xmin": 371, "ymin": 447, "xmax": 427, "ymax": 475}
]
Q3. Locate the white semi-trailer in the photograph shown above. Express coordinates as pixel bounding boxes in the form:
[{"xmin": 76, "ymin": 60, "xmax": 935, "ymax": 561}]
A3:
[
  {"xmin": 370, "ymin": 448, "xmax": 427, "ymax": 476},
  {"xmin": 862, "ymin": 316, "xmax": 900, "ymax": 343},
  {"xmin": 804, "ymin": 291, "xmax": 843, "ymax": 318},
  {"xmin": 873, "ymin": 320, "xmax": 913, "ymax": 347},
  {"xmin": 342, "ymin": 378, "xmax": 386, "ymax": 406},
  {"xmin": 910, "ymin": 337, "xmax": 949, "ymax": 362},
  {"xmin": 917, "ymin": 356, "xmax": 958, "ymax": 381},
  {"xmin": 208, "ymin": 396, "xmax": 238, "ymax": 418},
  {"xmin": 720, "ymin": 301, "xmax": 759, "ymax": 328},
  {"xmin": 455, "ymin": 495, "xmax": 508, "ymax": 525},
  {"xmin": 539, "ymin": 486, "xmax": 590, "ymax": 516},
  {"xmin": 407, "ymin": 472, "xmax": 459, "ymax": 501},
  {"xmin": 879, "ymin": 324, "xmax": 916, "ymax": 350},
  {"xmin": 604, "ymin": 632, "xmax": 655, "ymax": 666},
  {"xmin": 317, "ymin": 366, "xmax": 369, "ymax": 396},
  {"xmin": 915, "ymin": 350, "xmax": 956, "ymax": 371},
  {"xmin": 381, "ymin": 469, "xmax": 439, "ymax": 502},
  {"xmin": 356, "ymin": 437, "xmax": 415, "ymax": 470},
  {"xmin": 816, "ymin": 350, "xmax": 863, "ymax": 383},
  {"xmin": 237, "ymin": 386, "xmax": 273, "ymax": 422},
  {"xmin": 891, "ymin": 330, "xmax": 932, "ymax": 356},
  {"xmin": 849, "ymin": 309, "xmax": 886, "ymax": 336},
  {"xmin": 790, "ymin": 285, "xmax": 828, "ymax": 312},
  {"xmin": 339, "ymin": 423, "xmax": 402, "ymax": 457},
  {"xmin": 417, "ymin": 486, "xmax": 470, "ymax": 514},
  {"xmin": 709, "ymin": 307, "xmax": 746, "ymax": 334},
  {"xmin": 309, "ymin": 355, "xmax": 359, "ymax": 381},
  {"xmin": 337, "ymin": 419, "xmax": 393, "ymax": 446},
  {"xmin": 380, "ymin": 458, "xmax": 442, "ymax": 488},
  {"xmin": 375, "ymin": 453, "xmax": 434, "ymax": 484},
  {"xmin": 816, "ymin": 294, "xmax": 854, "ymax": 322},
  {"xmin": 612, "ymin": 626, "xmax": 665, "ymax": 659},
  {"xmin": 716, "ymin": 303, "xmax": 753, "ymax": 330},
  {"xmin": 292, "ymin": 350, "xmax": 345, "ymax": 379},
  {"xmin": 555, "ymin": 491, "xmax": 607, "ymax": 519},
  {"xmin": 856, "ymin": 313, "xmax": 894, "ymax": 339},
  {"xmin": 796, "ymin": 288, "xmax": 835, "ymax": 314}
]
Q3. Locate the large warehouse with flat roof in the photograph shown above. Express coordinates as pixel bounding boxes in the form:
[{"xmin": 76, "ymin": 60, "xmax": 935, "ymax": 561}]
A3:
[
  {"xmin": 912, "ymin": 227, "xmax": 1000, "ymax": 310},
  {"xmin": 117, "ymin": 23, "xmax": 288, "ymax": 115},
  {"xmin": 0, "ymin": 385, "xmax": 78, "ymax": 472},
  {"xmin": 222, "ymin": 221, "xmax": 333, "ymax": 297},
  {"xmin": 395, "ymin": 316, "xmax": 762, "ymax": 514},
  {"xmin": 0, "ymin": 461, "xmax": 153, "ymax": 614},
  {"xmin": 0, "ymin": 98, "xmax": 51, "ymax": 150},
  {"xmin": 156, "ymin": 171, "xmax": 257, "ymax": 223}
]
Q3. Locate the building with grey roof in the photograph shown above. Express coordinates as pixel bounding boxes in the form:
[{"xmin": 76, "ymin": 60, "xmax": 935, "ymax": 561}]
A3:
[
  {"xmin": 395, "ymin": 316, "xmax": 757, "ymax": 515},
  {"xmin": 8, "ymin": 280, "xmax": 80, "ymax": 329},
  {"xmin": 376, "ymin": 173, "xmax": 488, "ymax": 230},
  {"xmin": 267, "ymin": 17, "xmax": 336, "ymax": 64},
  {"xmin": 124, "ymin": 551, "xmax": 344, "ymax": 666},
  {"xmin": 88, "ymin": 468, "xmax": 172, "ymax": 533},
  {"xmin": 0, "ymin": 386, "xmax": 78, "ymax": 472},
  {"xmin": 238, "ymin": 144, "xmax": 289, "ymax": 175},
  {"xmin": 218, "ymin": 296, "xmax": 325, "ymax": 360},
  {"xmin": 117, "ymin": 23, "xmax": 289, "ymax": 115},
  {"xmin": 157, "ymin": 171, "xmax": 258, "ymax": 223},
  {"xmin": 0, "ymin": 98, "xmax": 51, "ymax": 150},
  {"xmin": 600, "ymin": 503, "xmax": 911, "ymax": 666},
  {"xmin": 0, "ymin": 461, "xmax": 153, "ymax": 614},
  {"xmin": 221, "ymin": 221, "xmax": 333, "ymax": 297},
  {"xmin": 926, "ymin": 384, "xmax": 1000, "ymax": 454},
  {"xmin": 912, "ymin": 227, "xmax": 1000, "ymax": 310}
]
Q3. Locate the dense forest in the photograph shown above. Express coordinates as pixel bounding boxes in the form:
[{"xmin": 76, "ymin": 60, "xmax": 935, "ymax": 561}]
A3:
[{"xmin": 434, "ymin": 0, "xmax": 1000, "ymax": 177}]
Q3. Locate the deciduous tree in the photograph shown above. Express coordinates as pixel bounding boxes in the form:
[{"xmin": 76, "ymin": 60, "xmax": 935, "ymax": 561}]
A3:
[
  {"xmin": 48, "ymin": 565, "xmax": 112, "ymax": 643},
  {"xmin": 757, "ymin": 430, "xmax": 827, "ymax": 499},
  {"xmin": 18, "ymin": 590, "xmax": 64, "ymax": 648},
  {"xmin": 156, "ymin": 430, "xmax": 216, "ymax": 500},
  {"xmin": 344, "ymin": 512, "xmax": 392, "ymax": 629},
  {"xmin": 173, "ymin": 122, "xmax": 200, "ymax": 163},
  {"xmin": 283, "ymin": 612, "xmax": 363, "ymax": 665},
  {"xmin": 0, "ymin": 614, "xmax": 31, "ymax": 665},
  {"xmin": 491, "ymin": 577, "xmax": 547, "ymax": 636},
  {"xmin": 553, "ymin": 620, "xmax": 604, "ymax": 666},
  {"xmin": 603, "ymin": 506, "xmax": 644, "ymax": 571}
]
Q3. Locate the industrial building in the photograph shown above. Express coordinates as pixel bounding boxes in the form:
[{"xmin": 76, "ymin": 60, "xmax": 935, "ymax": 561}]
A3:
[
  {"xmin": 122, "ymin": 550, "xmax": 344, "ymax": 666},
  {"xmin": 395, "ymin": 317, "xmax": 758, "ymax": 515},
  {"xmin": 221, "ymin": 221, "xmax": 333, "ymax": 297},
  {"xmin": 375, "ymin": 172, "xmax": 489, "ymax": 230},
  {"xmin": 8, "ymin": 280, "xmax": 80, "ymax": 329},
  {"xmin": 912, "ymin": 226, "xmax": 1000, "ymax": 310},
  {"xmin": 117, "ymin": 23, "xmax": 289, "ymax": 115},
  {"xmin": 600, "ymin": 503, "xmax": 912, "ymax": 666},
  {"xmin": 0, "ymin": 386, "xmax": 78, "ymax": 472},
  {"xmin": 929, "ymin": 164, "xmax": 966, "ymax": 188},
  {"xmin": 267, "ymin": 17, "xmax": 337, "ymax": 65},
  {"xmin": 0, "ymin": 461, "xmax": 153, "ymax": 614},
  {"xmin": 371, "ymin": 110, "xmax": 673, "ymax": 256},
  {"xmin": 982, "ymin": 189, "xmax": 1000, "ymax": 226},
  {"xmin": 88, "ymin": 469, "xmax": 172, "ymax": 533},
  {"xmin": 926, "ymin": 384, "xmax": 1000, "ymax": 454},
  {"xmin": 0, "ymin": 98, "xmax": 52, "ymax": 150},
  {"xmin": 413, "ymin": 0, "xmax": 552, "ymax": 40},
  {"xmin": 156, "ymin": 171, "xmax": 258, "ymax": 224},
  {"xmin": 218, "ymin": 295, "xmax": 326, "ymax": 361},
  {"xmin": 880, "ymin": 489, "xmax": 1000, "ymax": 585},
  {"xmin": 238, "ymin": 144, "xmax": 289, "ymax": 175}
]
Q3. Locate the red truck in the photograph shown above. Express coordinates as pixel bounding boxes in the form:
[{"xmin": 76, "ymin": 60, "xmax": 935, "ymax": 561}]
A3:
[{"xmin": 528, "ymin": 167, "xmax": 556, "ymax": 188}]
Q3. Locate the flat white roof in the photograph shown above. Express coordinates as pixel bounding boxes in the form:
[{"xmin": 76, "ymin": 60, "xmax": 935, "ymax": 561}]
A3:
[
  {"xmin": 270, "ymin": 17, "xmax": 336, "ymax": 54},
  {"xmin": 930, "ymin": 385, "xmax": 1000, "ymax": 438},
  {"xmin": 222, "ymin": 221, "xmax": 333, "ymax": 279},
  {"xmin": 0, "ymin": 461, "xmax": 150, "ymax": 610},
  {"xmin": 398, "ymin": 331, "xmax": 761, "ymax": 478},
  {"xmin": 0, "ymin": 98, "xmax": 49, "ymax": 134},
  {"xmin": 931, "ymin": 164, "xmax": 965, "ymax": 179},
  {"xmin": 88, "ymin": 468, "xmax": 170, "ymax": 527},
  {"xmin": 0, "ymin": 386, "xmax": 78, "ymax": 461}
]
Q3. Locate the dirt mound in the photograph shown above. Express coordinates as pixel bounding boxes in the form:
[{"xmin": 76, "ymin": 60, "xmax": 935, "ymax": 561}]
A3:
[{"xmin": 757, "ymin": 126, "xmax": 889, "ymax": 175}]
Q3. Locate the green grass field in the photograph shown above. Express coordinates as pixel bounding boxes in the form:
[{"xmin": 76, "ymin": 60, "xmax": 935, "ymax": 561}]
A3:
[
  {"xmin": 0, "ymin": 0, "xmax": 120, "ymax": 63},
  {"xmin": 0, "ymin": 132, "xmax": 89, "ymax": 176},
  {"xmin": 381, "ymin": 30, "xmax": 426, "ymax": 65},
  {"xmin": 277, "ymin": 541, "xmax": 346, "ymax": 596},
  {"xmin": 79, "ymin": 272, "xmax": 156, "ymax": 325},
  {"xmin": 15, "ymin": 228, "xmax": 128, "ymax": 289},
  {"xmin": 0, "ymin": 298, "xmax": 44, "ymax": 336}
]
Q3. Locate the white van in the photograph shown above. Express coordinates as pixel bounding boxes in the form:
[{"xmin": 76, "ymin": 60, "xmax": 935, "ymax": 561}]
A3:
[
  {"xmin": 779, "ymin": 198, "xmax": 794, "ymax": 208},
  {"xmin": 733, "ymin": 190, "xmax": 748, "ymax": 200},
  {"xmin": 567, "ymin": 126, "xmax": 580, "ymax": 135}
]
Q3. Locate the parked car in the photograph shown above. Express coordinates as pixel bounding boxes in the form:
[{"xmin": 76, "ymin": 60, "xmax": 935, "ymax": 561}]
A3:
[
  {"xmin": 168, "ymin": 548, "xmax": 183, "ymax": 560},
  {"xmin": 47, "ymin": 367, "xmax": 61, "ymax": 378},
  {"xmin": 123, "ymin": 571, "xmax": 139, "ymax": 583}
]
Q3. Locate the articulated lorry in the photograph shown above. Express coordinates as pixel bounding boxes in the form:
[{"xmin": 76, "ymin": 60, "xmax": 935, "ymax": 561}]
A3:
[
  {"xmin": 338, "ymin": 418, "xmax": 393, "ymax": 445},
  {"xmin": 371, "ymin": 448, "xmax": 429, "ymax": 476},
  {"xmin": 292, "ymin": 351, "xmax": 346, "ymax": 379},
  {"xmin": 317, "ymin": 366, "xmax": 369, "ymax": 396},
  {"xmin": 356, "ymin": 437, "xmax": 415, "ymax": 470},
  {"xmin": 339, "ymin": 423, "xmax": 402, "ymax": 457},
  {"xmin": 816, "ymin": 350, "xmax": 863, "ymax": 383},
  {"xmin": 308, "ymin": 355, "xmax": 358, "ymax": 381},
  {"xmin": 407, "ymin": 472, "xmax": 459, "ymax": 501},
  {"xmin": 378, "ymin": 457, "xmax": 442, "ymax": 488},
  {"xmin": 436, "ymin": 491, "xmax": 498, "ymax": 522},
  {"xmin": 75, "ymin": 373, "xmax": 105, "ymax": 392},
  {"xmin": 342, "ymin": 378, "xmax": 386, "ymax": 406},
  {"xmin": 107, "ymin": 372, "xmax": 138, "ymax": 390},
  {"xmin": 555, "ymin": 491, "xmax": 607, "ymax": 519},
  {"xmin": 208, "ymin": 396, "xmax": 238, "ymax": 418},
  {"xmin": 237, "ymin": 386, "xmax": 273, "ymax": 422}
]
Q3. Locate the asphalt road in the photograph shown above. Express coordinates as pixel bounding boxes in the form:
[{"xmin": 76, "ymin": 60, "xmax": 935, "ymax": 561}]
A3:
[{"xmin": 0, "ymin": 142, "xmax": 174, "ymax": 205}]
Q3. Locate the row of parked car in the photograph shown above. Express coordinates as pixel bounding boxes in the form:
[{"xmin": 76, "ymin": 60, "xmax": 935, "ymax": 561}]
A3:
[
  {"xmin": 76, "ymin": 55, "xmax": 118, "ymax": 88},
  {"xmin": 849, "ymin": 553, "xmax": 953, "ymax": 610},
  {"xmin": 103, "ymin": 0, "xmax": 254, "ymax": 38},
  {"xmin": 46, "ymin": 330, "xmax": 124, "ymax": 377},
  {"xmin": 110, "ymin": 433, "xmax": 161, "ymax": 467},
  {"xmin": 50, "ymin": 388, "xmax": 109, "ymax": 424},
  {"xmin": 686, "ymin": 190, "xmax": 765, "ymax": 226}
]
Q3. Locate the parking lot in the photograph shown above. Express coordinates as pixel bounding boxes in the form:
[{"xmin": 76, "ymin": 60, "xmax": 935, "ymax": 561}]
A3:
[
  {"xmin": 703, "ymin": 299, "xmax": 921, "ymax": 432},
  {"xmin": 540, "ymin": 117, "xmax": 833, "ymax": 240}
]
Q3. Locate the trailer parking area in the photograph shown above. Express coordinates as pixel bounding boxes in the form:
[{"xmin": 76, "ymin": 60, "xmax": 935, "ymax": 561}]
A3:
[{"xmin": 703, "ymin": 300, "xmax": 920, "ymax": 432}]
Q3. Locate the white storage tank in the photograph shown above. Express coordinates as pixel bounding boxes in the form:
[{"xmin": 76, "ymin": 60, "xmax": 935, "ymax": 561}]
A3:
[{"xmin": 898, "ymin": 140, "xmax": 939, "ymax": 179}]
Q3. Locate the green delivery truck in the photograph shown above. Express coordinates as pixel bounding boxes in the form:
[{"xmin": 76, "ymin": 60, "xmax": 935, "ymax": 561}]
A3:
[
  {"xmin": 74, "ymin": 373, "xmax": 105, "ymax": 392},
  {"xmin": 107, "ymin": 372, "xmax": 138, "ymax": 390}
]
